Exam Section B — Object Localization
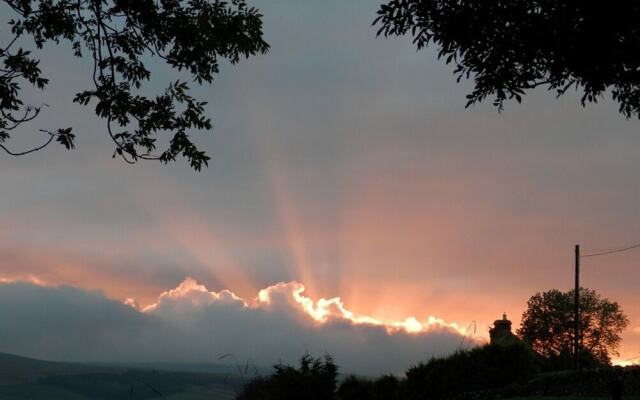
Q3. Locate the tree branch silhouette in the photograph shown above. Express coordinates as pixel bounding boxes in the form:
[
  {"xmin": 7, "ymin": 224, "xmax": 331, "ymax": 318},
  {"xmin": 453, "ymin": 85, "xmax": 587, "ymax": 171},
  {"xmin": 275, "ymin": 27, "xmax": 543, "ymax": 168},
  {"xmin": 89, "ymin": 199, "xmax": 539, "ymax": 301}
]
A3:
[{"xmin": 1, "ymin": 0, "xmax": 269, "ymax": 170}]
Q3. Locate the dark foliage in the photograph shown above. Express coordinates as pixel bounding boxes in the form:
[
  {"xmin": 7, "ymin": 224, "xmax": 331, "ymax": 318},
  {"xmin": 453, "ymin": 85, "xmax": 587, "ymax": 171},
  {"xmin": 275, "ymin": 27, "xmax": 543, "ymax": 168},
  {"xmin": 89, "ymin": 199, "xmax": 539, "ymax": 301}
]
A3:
[
  {"xmin": 239, "ymin": 347, "xmax": 535, "ymax": 400},
  {"xmin": 236, "ymin": 354, "xmax": 338, "ymax": 400},
  {"xmin": 517, "ymin": 287, "xmax": 629, "ymax": 365},
  {"xmin": 337, "ymin": 374, "xmax": 402, "ymax": 400},
  {"xmin": 404, "ymin": 343, "xmax": 536, "ymax": 400},
  {"xmin": 465, "ymin": 366, "xmax": 640, "ymax": 400},
  {"xmin": 1, "ymin": 0, "xmax": 268, "ymax": 169},
  {"xmin": 375, "ymin": 1, "xmax": 640, "ymax": 117},
  {"xmin": 538, "ymin": 347, "xmax": 606, "ymax": 372}
]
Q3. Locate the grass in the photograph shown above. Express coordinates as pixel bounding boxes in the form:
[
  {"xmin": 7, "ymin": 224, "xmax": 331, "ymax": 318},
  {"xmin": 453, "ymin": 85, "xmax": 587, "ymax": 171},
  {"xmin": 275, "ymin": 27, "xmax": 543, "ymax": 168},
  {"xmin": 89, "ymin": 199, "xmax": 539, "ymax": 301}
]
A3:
[
  {"xmin": 0, "ymin": 382, "xmax": 238, "ymax": 400},
  {"xmin": 506, "ymin": 397, "xmax": 640, "ymax": 400},
  {"xmin": 162, "ymin": 384, "xmax": 236, "ymax": 399},
  {"xmin": 0, "ymin": 383, "xmax": 91, "ymax": 400}
]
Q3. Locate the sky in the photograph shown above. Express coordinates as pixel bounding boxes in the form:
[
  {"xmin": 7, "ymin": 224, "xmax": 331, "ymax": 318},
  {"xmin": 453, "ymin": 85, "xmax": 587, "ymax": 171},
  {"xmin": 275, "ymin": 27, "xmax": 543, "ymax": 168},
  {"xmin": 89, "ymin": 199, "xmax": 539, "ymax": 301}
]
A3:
[{"xmin": 1, "ymin": 0, "xmax": 640, "ymax": 371}]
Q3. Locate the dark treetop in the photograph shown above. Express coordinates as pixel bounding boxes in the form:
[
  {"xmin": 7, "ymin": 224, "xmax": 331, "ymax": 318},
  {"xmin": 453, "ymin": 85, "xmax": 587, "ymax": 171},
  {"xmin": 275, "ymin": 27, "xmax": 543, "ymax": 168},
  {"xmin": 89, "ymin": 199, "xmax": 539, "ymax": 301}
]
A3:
[
  {"xmin": 1, "ymin": 0, "xmax": 268, "ymax": 170},
  {"xmin": 375, "ymin": 1, "xmax": 640, "ymax": 117},
  {"xmin": 517, "ymin": 288, "xmax": 629, "ymax": 365}
]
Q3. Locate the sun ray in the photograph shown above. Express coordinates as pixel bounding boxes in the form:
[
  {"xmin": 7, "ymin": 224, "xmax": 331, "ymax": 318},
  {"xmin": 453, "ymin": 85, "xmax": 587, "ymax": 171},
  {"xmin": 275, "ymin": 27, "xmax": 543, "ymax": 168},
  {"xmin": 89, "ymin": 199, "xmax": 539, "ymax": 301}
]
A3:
[
  {"xmin": 133, "ymin": 186, "xmax": 258, "ymax": 299},
  {"xmin": 261, "ymin": 133, "xmax": 318, "ymax": 296}
]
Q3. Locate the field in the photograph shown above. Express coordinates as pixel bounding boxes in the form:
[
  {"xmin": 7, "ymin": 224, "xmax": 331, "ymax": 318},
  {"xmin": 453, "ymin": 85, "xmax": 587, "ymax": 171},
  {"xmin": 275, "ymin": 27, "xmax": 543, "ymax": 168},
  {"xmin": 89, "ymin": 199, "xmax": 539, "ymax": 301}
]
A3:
[{"xmin": 0, "ymin": 352, "xmax": 240, "ymax": 399}]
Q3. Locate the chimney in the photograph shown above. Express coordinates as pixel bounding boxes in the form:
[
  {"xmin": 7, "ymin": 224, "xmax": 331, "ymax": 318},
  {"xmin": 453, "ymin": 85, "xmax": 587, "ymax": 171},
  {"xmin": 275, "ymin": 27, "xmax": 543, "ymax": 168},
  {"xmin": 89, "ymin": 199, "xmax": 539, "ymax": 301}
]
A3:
[{"xmin": 489, "ymin": 313, "xmax": 517, "ymax": 345}]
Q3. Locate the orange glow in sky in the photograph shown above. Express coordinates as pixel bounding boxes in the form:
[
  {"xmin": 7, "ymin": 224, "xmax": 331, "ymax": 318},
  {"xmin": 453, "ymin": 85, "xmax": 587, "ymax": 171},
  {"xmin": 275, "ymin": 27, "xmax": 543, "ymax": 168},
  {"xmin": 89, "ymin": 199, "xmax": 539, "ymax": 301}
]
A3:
[{"xmin": 2, "ymin": 0, "xmax": 640, "ymax": 367}]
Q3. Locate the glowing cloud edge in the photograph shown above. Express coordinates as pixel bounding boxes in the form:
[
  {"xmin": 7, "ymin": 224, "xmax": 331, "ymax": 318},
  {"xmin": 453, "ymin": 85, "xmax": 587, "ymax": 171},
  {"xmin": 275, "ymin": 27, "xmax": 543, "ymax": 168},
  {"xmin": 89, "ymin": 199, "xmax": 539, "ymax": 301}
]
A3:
[
  {"xmin": 1, "ymin": 275, "xmax": 636, "ymax": 366},
  {"xmin": 140, "ymin": 277, "xmax": 468, "ymax": 336}
]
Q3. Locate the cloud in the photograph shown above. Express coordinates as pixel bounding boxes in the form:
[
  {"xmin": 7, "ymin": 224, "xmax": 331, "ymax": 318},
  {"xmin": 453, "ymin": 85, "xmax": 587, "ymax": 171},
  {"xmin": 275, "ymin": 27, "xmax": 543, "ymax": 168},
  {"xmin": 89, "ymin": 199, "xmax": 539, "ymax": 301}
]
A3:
[{"xmin": 0, "ymin": 278, "xmax": 467, "ymax": 375}]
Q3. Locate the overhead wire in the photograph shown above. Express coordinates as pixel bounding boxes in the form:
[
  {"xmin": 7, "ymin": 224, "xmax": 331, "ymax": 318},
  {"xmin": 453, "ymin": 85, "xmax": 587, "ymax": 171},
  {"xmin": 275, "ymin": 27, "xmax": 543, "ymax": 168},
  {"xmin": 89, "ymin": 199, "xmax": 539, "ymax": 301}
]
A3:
[{"xmin": 581, "ymin": 243, "xmax": 640, "ymax": 258}]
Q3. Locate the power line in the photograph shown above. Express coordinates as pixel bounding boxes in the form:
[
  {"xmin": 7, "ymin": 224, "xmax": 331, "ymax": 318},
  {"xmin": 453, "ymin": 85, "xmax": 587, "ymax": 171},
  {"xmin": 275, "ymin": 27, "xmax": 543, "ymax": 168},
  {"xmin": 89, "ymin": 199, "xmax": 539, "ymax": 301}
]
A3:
[
  {"xmin": 572, "ymin": 241, "xmax": 639, "ymax": 371},
  {"xmin": 581, "ymin": 242, "xmax": 640, "ymax": 258}
]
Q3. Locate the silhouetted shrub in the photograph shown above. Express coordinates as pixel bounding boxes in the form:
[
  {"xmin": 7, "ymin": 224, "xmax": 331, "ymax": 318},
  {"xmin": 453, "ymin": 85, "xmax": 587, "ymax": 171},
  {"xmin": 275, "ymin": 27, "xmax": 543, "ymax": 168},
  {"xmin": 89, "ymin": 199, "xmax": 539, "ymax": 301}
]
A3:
[
  {"xmin": 239, "ymin": 346, "xmax": 536, "ymax": 400},
  {"xmin": 373, "ymin": 374, "xmax": 402, "ymax": 400},
  {"xmin": 337, "ymin": 374, "xmax": 402, "ymax": 400},
  {"xmin": 236, "ymin": 354, "xmax": 337, "ymax": 400},
  {"xmin": 539, "ymin": 347, "xmax": 607, "ymax": 372},
  {"xmin": 337, "ymin": 376, "xmax": 374, "ymax": 400},
  {"xmin": 405, "ymin": 343, "xmax": 536, "ymax": 400}
]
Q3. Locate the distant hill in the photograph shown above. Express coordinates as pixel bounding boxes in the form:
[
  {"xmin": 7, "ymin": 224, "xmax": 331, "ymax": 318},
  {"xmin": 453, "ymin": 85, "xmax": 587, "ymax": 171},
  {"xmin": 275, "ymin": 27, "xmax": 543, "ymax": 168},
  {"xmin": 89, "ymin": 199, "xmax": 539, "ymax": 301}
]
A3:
[
  {"xmin": 89, "ymin": 360, "xmax": 271, "ymax": 376},
  {"xmin": 0, "ymin": 352, "xmax": 242, "ymax": 399},
  {"xmin": 0, "ymin": 352, "xmax": 123, "ymax": 385}
]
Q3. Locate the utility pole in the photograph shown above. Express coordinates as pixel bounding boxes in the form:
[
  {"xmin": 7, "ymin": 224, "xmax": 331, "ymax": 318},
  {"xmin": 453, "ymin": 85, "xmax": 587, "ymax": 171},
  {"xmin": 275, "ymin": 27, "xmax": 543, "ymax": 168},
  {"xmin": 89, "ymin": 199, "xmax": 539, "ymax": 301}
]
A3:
[{"xmin": 574, "ymin": 244, "xmax": 580, "ymax": 371}]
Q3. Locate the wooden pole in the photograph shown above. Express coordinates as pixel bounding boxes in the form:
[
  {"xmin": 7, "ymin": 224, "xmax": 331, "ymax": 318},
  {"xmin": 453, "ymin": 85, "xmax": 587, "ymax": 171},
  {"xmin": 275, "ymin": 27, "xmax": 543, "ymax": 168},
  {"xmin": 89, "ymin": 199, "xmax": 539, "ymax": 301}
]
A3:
[{"xmin": 574, "ymin": 244, "xmax": 580, "ymax": 371}]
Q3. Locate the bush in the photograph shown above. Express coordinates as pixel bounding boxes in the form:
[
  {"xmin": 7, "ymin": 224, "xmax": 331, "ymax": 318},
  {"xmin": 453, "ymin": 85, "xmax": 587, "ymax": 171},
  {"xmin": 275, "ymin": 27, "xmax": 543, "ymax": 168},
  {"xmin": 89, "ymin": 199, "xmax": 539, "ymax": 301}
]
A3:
[
  {"xmin": 538, "ymin": 347, "xmax": 608, "ymax": 372},
  {"xmin": 238, "ymin": 345, "xmax": 537, "ymax": 400},
  {"xmin": 405, "ymin": 343, "xmax": 537, "ymax": 400},
  {"xmin": 237, "ymin": 354, "xmax": 338, "ymax": 400},
  {"xmin": 337, "ymin": 375, "xmax": 402, "ymax": 400},
  {"xmin": 337, "ymin": 376, "xmax": 374, "ymax": 400}
]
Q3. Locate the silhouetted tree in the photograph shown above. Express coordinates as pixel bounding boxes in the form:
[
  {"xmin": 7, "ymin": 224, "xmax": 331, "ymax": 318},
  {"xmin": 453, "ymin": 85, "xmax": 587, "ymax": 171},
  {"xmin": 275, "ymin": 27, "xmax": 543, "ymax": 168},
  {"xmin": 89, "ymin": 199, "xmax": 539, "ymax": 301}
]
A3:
[
  {"xmin": 237, "ymin": 354, "xmax": 338, "ymax": 400},
  {"xmin": 518, "ymin": 288, "xmax": 629, "ymax": 366},
  {"xmin": 1, "ymin": 0, "xmax": 268, "ymax": 169},
  {"xmin": 375, "ymin": 2, "xmax": 640, "ymax": 117}
]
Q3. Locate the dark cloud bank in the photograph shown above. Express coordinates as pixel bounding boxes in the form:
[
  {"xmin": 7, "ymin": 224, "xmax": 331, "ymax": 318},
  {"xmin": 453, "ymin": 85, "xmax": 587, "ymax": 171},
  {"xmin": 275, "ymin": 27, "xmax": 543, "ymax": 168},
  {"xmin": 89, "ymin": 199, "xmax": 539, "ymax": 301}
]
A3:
[{"xmin": 0, "ymin": 280, "xmax": 464, "ymax": 375}]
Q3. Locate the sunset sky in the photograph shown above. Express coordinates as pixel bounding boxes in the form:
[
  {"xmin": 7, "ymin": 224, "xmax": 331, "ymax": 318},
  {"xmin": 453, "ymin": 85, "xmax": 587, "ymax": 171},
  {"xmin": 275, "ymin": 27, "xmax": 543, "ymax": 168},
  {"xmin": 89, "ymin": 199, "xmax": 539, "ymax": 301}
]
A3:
[{"xmin": 1, "ymin": 0, "xmax": 640, "ymax": 369}]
